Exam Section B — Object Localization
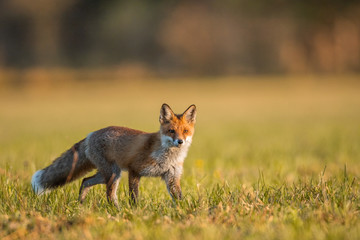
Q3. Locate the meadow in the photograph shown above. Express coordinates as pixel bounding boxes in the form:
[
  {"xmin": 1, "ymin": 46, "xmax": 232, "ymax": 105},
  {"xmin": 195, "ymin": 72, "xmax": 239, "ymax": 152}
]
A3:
[{"xmin": 0, "ymin": 74, "xmax": 359, "ymax": 239}]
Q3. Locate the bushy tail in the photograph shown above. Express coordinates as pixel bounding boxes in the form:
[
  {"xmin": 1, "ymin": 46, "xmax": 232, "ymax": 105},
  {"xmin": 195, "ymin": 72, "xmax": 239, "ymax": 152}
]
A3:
[{"xmin": 31, "ymin": 139, "xmax": 95, "ymax": 195}]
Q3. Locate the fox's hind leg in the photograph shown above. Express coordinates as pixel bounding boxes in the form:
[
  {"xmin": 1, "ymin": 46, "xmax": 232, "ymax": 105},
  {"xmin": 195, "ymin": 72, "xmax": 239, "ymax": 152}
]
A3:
[
  {"xmin": 78, "ymin": 164, "xmax": 121, "ymax": 207},
  {"xmin": 104, "ymin": 164, "xmax": 121, "ymax": 208},
  {"xmin": 86, "ymin": 142, "xmax": 121, "ymax": 207},
  {"xmin": 79, "ymin": 172, "xmax": 104, "ymax": 203},
  {"xmin": 128, "ymin": 170, "xmax": 141, "ymax": 205}
]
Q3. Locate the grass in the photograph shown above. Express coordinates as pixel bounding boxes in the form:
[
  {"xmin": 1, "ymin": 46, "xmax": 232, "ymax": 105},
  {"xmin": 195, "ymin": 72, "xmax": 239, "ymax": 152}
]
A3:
[{"xmin": 0, "ymin": 74, "xmax": 360, "ymax": 239}]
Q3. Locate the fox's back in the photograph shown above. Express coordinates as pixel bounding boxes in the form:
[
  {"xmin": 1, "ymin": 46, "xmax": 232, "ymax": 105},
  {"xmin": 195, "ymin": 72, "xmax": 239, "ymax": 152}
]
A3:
[
  {"xmin": 85, "ymin": 126, "xmax": 160, "ymax": 169},
  {"xmin": 96, "ymin": 126, "xmax": 146, "ymax": 139}
]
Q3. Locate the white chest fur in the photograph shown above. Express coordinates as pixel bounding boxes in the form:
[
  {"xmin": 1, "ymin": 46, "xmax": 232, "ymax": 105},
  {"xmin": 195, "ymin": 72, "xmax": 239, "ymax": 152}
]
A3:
[{"xmin": 140, "ymin": 144, "xmax": 190, "ymax": 177}]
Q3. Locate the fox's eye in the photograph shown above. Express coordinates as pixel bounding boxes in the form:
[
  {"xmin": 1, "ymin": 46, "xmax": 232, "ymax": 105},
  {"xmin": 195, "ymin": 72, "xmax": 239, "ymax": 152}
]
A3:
[
  {"xmin": 184, "ymin": 129, "xmax": 188, "ymax": 133},
  {"xmin": 169, "ymin": 129, "xmax": 175, "ymax": 133}
]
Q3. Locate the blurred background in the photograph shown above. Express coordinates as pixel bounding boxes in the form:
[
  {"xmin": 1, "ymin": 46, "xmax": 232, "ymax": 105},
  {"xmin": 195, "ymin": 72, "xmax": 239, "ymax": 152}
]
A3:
[{"xmin": 0, "ymin": 0, "xmax": 360, "ymax": 78}]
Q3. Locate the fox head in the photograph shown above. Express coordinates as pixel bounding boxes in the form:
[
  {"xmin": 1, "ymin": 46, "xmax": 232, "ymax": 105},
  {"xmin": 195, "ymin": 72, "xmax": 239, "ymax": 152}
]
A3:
[{"xmin": 159, "ymin": 103, "xmax": 196, "ymax": 148}]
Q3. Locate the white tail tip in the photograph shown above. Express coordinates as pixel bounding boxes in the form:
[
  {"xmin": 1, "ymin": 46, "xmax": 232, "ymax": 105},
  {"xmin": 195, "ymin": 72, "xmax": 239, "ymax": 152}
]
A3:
[{"xmin": 31, "ymin": 170, "xmax": 46, "ymax": 195}]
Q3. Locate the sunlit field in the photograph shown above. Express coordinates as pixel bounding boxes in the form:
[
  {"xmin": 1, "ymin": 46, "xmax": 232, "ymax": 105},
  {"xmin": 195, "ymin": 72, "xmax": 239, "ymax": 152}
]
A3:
[{"xmin": 1, "ymin": 74, "xmax": 360, "ymax": 239}]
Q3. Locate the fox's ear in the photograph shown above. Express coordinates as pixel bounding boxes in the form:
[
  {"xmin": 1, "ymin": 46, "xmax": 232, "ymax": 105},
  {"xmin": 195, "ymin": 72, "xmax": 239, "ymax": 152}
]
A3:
[
  {"xmin": 159, "ymin": 103, "xmax": 174, "ymax": 124},
  {"xmin": 183, "ymin": 104, "xmax": 196, "ymax": 124}
]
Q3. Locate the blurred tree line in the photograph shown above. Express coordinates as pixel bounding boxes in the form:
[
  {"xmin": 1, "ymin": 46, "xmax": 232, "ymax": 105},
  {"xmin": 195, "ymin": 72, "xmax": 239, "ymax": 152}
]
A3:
[{"xmin": 0, "ymin": 0, "xmax": 359, "ymax": 75}]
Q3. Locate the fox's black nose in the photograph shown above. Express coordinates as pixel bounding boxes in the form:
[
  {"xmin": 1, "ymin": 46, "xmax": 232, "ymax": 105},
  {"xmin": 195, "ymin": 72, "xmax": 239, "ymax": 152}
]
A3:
[{"xmin": 178, "ymin": 139, "xmax": 183, "ymax": 144}]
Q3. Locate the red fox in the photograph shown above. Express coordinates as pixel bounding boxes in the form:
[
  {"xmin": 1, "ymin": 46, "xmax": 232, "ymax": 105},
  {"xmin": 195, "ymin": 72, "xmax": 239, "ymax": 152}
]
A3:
[{"xmin": 31, "ymin": 104, "xmax": 196, "ymax": 207}]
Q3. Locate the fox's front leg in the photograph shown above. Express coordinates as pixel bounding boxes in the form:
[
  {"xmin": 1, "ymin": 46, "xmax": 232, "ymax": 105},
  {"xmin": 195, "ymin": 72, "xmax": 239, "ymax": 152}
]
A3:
[{"xmin": 163, "ymin": 173, "xmax": 182, "ymax": 201}]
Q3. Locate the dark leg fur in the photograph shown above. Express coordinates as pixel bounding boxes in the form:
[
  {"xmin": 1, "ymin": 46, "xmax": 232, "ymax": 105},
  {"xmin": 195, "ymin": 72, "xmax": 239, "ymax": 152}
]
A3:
[
  {"xmin": 105, "ymin": 166, "xmax": 121, "ymax": 208},
  {"xmin": 79, "ymin": 172, "xmax": 104, "ymax": 203},
  {"xmin": 78, "ymin": 164, "xmax": 121, "ymax": 208},
  {"xmin": 128, "ymin": 170, "xmax": 141, "ymax": 205},
  {"xmin": 163, "ymin": 174, "xmax": 182, "ymax": 201}
]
